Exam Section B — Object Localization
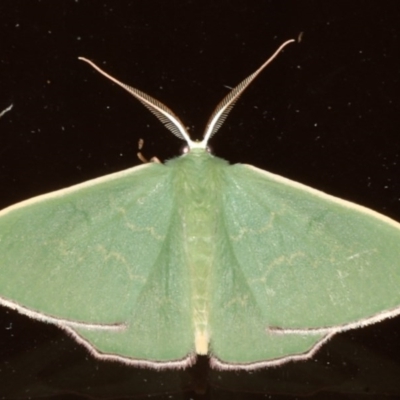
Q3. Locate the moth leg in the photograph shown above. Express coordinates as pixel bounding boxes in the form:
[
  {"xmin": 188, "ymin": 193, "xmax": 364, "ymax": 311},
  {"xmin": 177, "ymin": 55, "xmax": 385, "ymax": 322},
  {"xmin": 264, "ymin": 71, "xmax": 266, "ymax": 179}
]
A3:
[{"xmin": 137, "ymin": 138, "xmax": 162, "ymax": 164}]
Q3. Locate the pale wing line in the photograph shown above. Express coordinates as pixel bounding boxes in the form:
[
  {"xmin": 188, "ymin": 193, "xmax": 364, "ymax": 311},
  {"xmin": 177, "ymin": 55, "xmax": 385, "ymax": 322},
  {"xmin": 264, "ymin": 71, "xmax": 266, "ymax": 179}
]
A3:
[
  {"xmin": 210, "ymin": 331, "xmax": 336, "ymax": 371},
  {"xmin": 65, "ymin": 325, "xmax": 197, "ymax": 369},
  {"xmin": 229, "ymin": 214, "xmax": 276, "ymax": 242},
  {"xmin": 268, "ymin": 305, "xmax": 400, "ymax": 335},
  {"xmin": 0, "ymin": 162, "xmax": 154, "ymax": 217},
  {"xmin": 0, "ymin": 296, "xmax": 125, "ymax": 330},
  {"xmin": 244, "ymin": 164, "xmax": 400, "ymax": 229},
  {"xmin": 211, "ymin": 304, "xmax": 400, "ymax": 371},
  {"xmin": 0, "ymin": 296, "xmax": 196, "ymax": 370}
]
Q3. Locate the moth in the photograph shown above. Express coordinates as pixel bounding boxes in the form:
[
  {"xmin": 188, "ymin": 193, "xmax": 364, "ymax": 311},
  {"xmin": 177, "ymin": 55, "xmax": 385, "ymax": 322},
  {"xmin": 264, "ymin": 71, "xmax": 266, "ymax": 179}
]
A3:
[{"xmin": 1, "ymin": 39, "xmax": 399, "ymax": 370}]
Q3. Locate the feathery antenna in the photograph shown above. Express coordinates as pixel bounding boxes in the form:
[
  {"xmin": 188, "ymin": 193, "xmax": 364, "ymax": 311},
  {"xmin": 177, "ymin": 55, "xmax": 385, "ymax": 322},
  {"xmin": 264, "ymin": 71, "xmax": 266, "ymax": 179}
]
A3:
[{"xmin": 79, "ymin": 39, "xmax": 294, "ymax": 150}]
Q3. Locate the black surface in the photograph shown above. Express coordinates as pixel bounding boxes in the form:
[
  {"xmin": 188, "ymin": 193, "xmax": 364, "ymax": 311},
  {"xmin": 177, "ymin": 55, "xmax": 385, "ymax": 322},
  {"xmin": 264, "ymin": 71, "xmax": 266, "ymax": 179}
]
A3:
[{"xmin": 0, "ymin": 1, "xmax": 400, "ymax": 399}]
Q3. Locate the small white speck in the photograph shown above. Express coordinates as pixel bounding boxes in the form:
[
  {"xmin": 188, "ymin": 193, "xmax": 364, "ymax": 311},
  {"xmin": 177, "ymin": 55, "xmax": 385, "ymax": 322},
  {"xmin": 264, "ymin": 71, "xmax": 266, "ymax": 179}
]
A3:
[{"xmin": 0, "ymin": 104, "xmax": 13, "ymax": 118}]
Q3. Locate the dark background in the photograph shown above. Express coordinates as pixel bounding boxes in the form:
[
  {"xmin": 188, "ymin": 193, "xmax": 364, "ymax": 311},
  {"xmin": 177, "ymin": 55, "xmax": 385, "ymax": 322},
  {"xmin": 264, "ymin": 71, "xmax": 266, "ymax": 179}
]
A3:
[{"xmin": 0, "ymin": 1, "xmax": 400, "ymax": 399}]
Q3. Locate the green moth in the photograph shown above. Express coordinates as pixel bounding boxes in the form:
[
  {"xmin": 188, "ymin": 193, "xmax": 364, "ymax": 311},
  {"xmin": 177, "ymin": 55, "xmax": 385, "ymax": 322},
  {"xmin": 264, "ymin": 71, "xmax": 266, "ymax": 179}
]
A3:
[{"xmin": 1, "ymin": 39, "xmax": 399, "ymax": 370}]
